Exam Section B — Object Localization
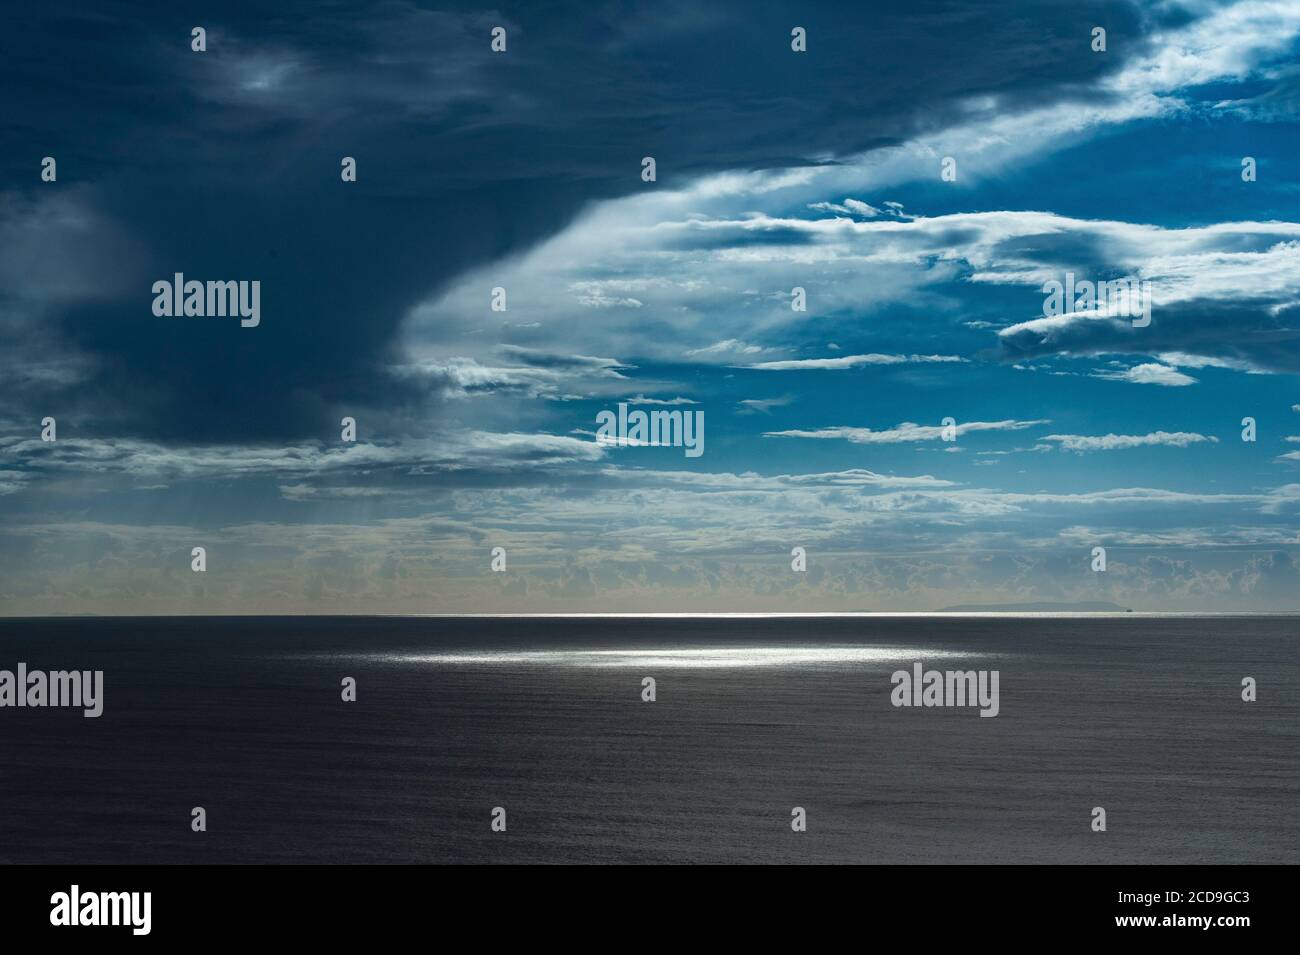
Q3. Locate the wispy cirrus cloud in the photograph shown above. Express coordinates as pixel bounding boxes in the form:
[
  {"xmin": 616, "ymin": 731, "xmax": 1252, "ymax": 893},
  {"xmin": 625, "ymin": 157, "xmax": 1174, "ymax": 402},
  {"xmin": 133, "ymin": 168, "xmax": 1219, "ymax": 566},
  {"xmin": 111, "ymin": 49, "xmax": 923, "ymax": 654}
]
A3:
[
  {"xmin": 765, "ymin": 419, "xmax": 1048, "ymax": 445},
  {"xmin": 737, "ymin": 396, "xmax": 795, "ymax": 414},
  {"xmin": 746, "ymin": 354, "xmax": 966, "ymax": 371}
]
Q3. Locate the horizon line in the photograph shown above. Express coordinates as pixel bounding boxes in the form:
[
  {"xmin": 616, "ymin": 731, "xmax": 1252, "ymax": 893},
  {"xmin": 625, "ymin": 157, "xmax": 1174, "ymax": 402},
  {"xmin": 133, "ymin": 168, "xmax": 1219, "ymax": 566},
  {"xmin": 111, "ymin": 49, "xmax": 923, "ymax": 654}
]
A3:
[{"xmin": 4, "ymin": 611, "xmax": 1300, "ymax": 619}]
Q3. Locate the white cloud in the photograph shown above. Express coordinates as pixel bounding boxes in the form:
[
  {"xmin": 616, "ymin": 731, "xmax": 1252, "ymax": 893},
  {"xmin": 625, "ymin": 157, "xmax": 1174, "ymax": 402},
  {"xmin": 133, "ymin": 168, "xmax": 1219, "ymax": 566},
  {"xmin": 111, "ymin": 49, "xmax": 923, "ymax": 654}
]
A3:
[
  {"xmin": 390, "ymin": 349, "xmax": 631, "ymax": 400},
  {"xmin": 806, "ymin": 198, "xmax": 892, "ymax": 218},
  {"xmin": 1044, "ymin": 431, "xmax": 1219, "ymax": 452},
  {"xmin": 1093, "ymin": 363, "xmax": 1198, "ymax": 386},
  {"xmin": 626, "ymin": 394, "xmax": 697, "ymax": 405},
  {"xmin": 765, "ymin": 419, "xmax": 1048, "ymax": 444},
  {"xmin": 601, "ymin": 466, "xmax": 957, "ymax": 491}
]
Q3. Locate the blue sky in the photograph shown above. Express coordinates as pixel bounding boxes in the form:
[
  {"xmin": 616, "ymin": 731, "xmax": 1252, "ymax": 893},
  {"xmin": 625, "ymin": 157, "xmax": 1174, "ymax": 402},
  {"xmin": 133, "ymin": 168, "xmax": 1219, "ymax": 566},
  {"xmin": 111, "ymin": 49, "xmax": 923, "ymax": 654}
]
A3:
[{"xmin": 2, "ymin": 0, "xmax": 1300, "ymax": 613}]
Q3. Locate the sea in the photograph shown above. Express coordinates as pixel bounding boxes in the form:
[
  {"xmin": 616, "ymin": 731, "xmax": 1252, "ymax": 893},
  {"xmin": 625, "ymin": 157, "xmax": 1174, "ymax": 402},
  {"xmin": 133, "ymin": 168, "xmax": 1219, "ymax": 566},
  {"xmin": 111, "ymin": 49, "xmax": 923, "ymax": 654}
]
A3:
[{"xmin": 0, "ymin": 614, "xmax": 1295, "ymax": 864}]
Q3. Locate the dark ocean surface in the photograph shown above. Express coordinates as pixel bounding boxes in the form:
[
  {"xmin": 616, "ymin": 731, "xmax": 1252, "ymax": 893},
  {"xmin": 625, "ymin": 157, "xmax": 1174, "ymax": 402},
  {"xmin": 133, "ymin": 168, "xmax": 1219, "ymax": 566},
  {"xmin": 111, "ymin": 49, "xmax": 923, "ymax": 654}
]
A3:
[{"xmin": 0, "ymin": 615, "xmax": 1295, "ymax": 864}]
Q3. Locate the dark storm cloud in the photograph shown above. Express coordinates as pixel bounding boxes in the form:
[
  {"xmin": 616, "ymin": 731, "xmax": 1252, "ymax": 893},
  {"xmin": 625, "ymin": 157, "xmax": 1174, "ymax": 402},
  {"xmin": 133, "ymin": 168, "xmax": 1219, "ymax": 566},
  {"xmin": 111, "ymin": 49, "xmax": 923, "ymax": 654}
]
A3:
[{"xmin": 1, "ymin": 0, "xmax": 1152, "ymax": 443}]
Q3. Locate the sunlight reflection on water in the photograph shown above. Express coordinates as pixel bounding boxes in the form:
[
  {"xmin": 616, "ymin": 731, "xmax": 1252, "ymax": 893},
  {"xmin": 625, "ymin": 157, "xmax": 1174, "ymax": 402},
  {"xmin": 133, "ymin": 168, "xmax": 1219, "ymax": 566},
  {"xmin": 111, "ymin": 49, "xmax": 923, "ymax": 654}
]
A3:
[{"xmin": 346, "ymin": 646, "xmax": 1001, "ymax": 669}]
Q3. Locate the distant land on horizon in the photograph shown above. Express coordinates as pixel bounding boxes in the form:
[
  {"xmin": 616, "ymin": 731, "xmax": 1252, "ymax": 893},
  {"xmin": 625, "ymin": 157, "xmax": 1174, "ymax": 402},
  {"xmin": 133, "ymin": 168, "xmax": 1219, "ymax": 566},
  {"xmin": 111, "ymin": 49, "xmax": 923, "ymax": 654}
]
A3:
[{"xmin": 935, "ymin": 601, "xmax": 1133, "ymax": 613}]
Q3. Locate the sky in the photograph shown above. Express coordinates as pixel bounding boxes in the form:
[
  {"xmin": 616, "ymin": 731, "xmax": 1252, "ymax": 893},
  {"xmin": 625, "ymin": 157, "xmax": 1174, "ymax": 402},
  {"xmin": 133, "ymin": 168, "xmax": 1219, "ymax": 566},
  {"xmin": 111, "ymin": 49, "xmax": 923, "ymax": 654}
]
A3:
[{"xmin": 2, "ymin": 0, "xmax": 1300, "ymax": 614}]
